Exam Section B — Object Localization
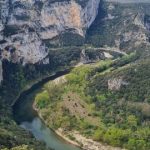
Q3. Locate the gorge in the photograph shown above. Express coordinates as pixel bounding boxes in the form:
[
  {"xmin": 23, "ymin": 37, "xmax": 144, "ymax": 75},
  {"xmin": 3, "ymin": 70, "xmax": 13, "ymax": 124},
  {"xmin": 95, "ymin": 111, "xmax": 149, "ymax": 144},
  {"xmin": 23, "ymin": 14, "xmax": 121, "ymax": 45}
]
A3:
[{"xmin": 0, "ymin": 0, "xmax": 150, "ymax": 150}]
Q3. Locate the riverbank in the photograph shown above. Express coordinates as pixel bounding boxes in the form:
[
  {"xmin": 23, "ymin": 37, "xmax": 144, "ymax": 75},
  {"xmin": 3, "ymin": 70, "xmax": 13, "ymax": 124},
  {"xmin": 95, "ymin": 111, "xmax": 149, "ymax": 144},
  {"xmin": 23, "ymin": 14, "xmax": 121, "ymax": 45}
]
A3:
[
  {"xmin": 55, "ymin": 128, "xmax": 125, "ymax": 150},
  {"xmin": 34, "ymin": 94, "xmax": 125, "ymax": 150},
  {"xmin": 34, "ymin": 103, "xmax": 125, "ymax": 150},
  {"xmin": 33, "ymin": 62, "xmax": 125, "ymax": 150},
  {"xmin": 33, "ymin": 87, "xmax": 125, "ymax": 150}
]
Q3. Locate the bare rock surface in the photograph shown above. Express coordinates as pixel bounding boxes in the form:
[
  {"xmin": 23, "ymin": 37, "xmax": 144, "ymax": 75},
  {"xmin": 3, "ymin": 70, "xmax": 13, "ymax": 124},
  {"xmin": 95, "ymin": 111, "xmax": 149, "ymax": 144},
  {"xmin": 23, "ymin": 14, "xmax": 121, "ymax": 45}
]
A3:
[{"xmin": 0, "ymin": 0, "xmax": 100, "ymax": 64}]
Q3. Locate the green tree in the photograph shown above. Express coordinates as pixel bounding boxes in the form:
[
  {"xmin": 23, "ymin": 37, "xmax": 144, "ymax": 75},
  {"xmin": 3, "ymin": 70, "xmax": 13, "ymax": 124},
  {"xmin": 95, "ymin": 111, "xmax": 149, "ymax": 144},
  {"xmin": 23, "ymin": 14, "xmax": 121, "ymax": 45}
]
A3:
[{"xmin": 127, "ymin": 115, "xmax": 138, "ymax": 128}]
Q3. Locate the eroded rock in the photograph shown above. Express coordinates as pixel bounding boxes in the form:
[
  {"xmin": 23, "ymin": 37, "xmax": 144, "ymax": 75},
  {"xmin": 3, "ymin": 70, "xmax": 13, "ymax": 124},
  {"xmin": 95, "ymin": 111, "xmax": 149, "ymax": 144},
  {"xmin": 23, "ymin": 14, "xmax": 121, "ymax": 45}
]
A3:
[
  {"xmin": 108, "ymin": 77, "xmax": 123, "ymax": 91},
  {"xmin": 0, "ymin": 0, "xmax": 100, "ymax": 64},
  {"xmin": 0, "ymin": 60, "xmax": 3, "ymax": 84}
]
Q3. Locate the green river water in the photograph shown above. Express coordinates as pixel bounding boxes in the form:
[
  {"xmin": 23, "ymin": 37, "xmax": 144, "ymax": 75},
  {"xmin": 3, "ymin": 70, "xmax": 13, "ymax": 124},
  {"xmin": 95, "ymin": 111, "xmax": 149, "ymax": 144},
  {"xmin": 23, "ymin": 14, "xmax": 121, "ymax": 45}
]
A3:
[{"xmin": 13, "ymin": 71, "xmax": 81, "ymax": 150}]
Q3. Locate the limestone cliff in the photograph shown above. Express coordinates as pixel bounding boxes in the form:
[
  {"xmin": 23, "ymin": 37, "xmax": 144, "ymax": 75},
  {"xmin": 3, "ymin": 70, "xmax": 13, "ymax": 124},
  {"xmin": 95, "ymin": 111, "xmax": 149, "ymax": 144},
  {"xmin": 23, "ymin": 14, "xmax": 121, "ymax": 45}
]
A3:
[
  {"xmin": 87, "ymin": 1, "xmax": 150, "ymax": 53},
  {"xmin": 0, "ymin": 60, "xmax": 2, "ymax": 84},
  {"xmin": 0, "ymin": 0, "xmax": 100, "ymax": 64}
]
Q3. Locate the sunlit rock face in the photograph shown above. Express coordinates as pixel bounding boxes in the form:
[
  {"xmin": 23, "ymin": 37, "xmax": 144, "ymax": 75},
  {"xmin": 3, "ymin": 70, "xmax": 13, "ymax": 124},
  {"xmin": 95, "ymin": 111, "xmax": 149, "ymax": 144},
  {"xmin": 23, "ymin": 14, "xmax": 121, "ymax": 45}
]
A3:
[{"xmin": 0, "ymin": 0, "xmax": 100, "ymax": 64}]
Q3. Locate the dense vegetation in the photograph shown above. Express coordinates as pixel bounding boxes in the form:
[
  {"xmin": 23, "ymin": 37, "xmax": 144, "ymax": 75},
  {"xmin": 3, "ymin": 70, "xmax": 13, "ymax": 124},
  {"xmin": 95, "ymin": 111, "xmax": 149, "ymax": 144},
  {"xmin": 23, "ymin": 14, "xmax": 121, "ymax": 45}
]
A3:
[
  {"xmin": 1, "ymin": 1, "xmax": 150, "ymax": 149},
  {"xmin": 35, "ymin": 54, "xmax": 150, "ymax": 150},
  {"xmin": 0, "ymin": 44, "xmax": 121, "ymax": 149},
  {"xmin": 0, "ymin": 47, "xmax": 81, "ymax": 149}
]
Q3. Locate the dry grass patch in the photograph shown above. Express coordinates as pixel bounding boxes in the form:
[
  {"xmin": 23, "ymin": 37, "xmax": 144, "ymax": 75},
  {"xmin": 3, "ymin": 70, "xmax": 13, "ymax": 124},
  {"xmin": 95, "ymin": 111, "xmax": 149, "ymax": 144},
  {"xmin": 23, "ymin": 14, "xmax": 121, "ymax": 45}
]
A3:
[{"xmin": 62, "ymin": 92, "xmax": 100, "ymax": 126}]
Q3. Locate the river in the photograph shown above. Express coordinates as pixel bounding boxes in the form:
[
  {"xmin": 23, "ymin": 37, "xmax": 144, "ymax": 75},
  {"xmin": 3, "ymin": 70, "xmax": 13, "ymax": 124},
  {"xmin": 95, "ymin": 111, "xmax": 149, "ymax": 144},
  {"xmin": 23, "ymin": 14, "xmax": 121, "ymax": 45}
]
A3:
[{"xmin": 13, "ymin": 70, "xmax": 81, "ymax": 150}]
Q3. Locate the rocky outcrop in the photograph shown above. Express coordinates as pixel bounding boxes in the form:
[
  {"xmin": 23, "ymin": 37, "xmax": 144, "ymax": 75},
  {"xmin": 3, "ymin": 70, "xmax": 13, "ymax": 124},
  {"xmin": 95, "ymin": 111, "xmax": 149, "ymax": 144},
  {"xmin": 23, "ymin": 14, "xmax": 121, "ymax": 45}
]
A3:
[
  {"xmin": 80, "ymin": 49, "xmax": 90, "ymax": 64},
  {"xmin": 144, "ymin": 15, "xmax": 150, "ymax": 39},
  {"xmin": 0, "ymin": 0, "xmax": 100, "ymax": 64},
  {"xmin": 0, "ymin": 60, "xmax": 3, "ymax": 84},
  {"xmin": 108, "ymin": 78, "xmax": 123, "ymax": 91},
  {"xmin": 106, "ymin": 0, "xmax": 150, "ymax": 3},
  {"xmin": 39, "ymin": 0, "xmax": 100, "ymax": 38},
  {"xmin": 108, "ymin": 77, "xmax": 128, "ymax": 91}
]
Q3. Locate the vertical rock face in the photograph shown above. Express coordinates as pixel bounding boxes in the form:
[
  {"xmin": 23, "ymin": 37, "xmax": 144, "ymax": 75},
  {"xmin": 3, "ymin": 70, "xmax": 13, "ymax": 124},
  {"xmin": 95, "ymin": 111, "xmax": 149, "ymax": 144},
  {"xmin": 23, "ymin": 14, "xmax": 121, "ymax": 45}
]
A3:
[
  {"xmin": 144, "ymin": 15, "xmax": 150, "ymax": 35},
  {"xmin": 0, "ymin": 60, "xmax": 3, "ymax": 84},
  {"xmin": 0, "ymin": 0, "xmax": 100, "ymax": 64},
  {"xmin": 87, "ymin": 1, "xmax": 150, "ymax": 52},
  {"xmin": 82, "ymin": 0, "xmax": 101, "ymax": 28}
]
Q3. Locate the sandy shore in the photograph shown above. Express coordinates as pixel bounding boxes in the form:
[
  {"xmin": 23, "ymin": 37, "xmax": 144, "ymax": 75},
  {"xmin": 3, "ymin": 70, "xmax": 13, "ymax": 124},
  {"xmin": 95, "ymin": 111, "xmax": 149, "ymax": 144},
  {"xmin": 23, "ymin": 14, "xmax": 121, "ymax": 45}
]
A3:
[
  {"xmin": 55, "ymin": 128, "xmax": 80, "ymax": 147},
  {"xmin": 55, "ymin": 128, "xmax": 125, "ymax": 150},
  {"xmin": 34, "ymin": 97, "xmax": 125, "ymax": 150},
  {"xmin": 34, "ymin": 103, "xmax": 126, "ymax": 150},
  {"xmin": 33, "ymin": 63, "xmax": 125, "ymax": 150}
]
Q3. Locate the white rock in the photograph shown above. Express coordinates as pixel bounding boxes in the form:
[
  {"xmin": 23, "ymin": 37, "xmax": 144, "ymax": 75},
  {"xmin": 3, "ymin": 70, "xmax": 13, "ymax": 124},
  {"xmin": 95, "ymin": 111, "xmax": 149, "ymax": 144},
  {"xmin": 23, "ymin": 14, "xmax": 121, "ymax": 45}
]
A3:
[
  {"xmin": 104, "ymin": 52, "xmax": 113, "ymax": 58},
  {"xmin": 108, "ymin": 77, "xmax": 123, "ymax": 91},
  {"xmin": 0, "ymin": 0, "xmax": 100, "ymax": 64}
]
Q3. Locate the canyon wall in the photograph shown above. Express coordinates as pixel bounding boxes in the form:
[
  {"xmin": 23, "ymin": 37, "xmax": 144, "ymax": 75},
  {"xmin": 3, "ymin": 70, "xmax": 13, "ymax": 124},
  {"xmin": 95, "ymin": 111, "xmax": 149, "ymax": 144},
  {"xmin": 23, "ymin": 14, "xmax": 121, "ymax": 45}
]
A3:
[
  {"xmin": 0, "ymin": 0, "xmax": 100, "ymax": 64},
  {"xmin": 0, "ymin": 60, "xmax": 2, "ymax": 84}
]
